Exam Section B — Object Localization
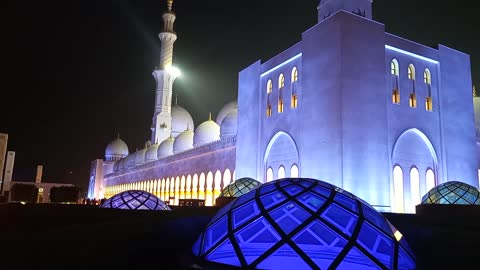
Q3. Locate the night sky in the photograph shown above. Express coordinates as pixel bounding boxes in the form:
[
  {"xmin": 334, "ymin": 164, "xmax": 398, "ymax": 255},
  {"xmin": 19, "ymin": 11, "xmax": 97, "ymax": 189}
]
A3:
[{"xmin": 3, "ymin": 0, "xmax": 478, "ymax": 195}]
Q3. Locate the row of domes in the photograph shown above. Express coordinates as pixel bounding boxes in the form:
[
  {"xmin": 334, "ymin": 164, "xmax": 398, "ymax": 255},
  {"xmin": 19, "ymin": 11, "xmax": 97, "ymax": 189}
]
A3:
[{"xmin": 106, "ymin": 101, "xmax": 237, "ymax": 171}]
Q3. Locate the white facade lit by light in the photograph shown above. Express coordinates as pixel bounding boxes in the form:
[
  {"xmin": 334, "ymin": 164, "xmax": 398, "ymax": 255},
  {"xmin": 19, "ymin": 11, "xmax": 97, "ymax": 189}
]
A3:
[{"xmin": 88, "ymin": 0, "xmax": 479, "ymax": 213}]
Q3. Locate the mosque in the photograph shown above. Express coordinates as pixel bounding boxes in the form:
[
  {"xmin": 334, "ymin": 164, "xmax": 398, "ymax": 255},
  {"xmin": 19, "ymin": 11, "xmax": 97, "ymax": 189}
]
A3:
[{"xmin": 88, "ymin": 0, "xmax": 479, "ymax": 214}]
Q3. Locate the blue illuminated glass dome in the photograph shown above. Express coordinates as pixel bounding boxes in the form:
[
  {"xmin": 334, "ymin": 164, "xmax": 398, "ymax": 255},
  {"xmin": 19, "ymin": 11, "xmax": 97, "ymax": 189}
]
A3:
[
  {"xmin": 421, "ymin": 181, "xmax": 480, "ymax": 205},
  {"xmin": 100, "ymin": 190, "xmax": 171, "ymax": 210},
  {"xmin": 219, "ymin": 177, "xmax": 262, "ymax": 198},
  {"xmin": 193, "ymin": 178, "xmax": 415, "ymax": 269}
]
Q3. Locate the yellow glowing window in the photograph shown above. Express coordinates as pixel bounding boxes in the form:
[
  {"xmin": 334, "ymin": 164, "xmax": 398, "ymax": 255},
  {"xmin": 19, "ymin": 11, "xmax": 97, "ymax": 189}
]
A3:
[
  {"xmin": 392, "ymin": 89, "xmax": 400, "ymax": 104},
  {"xmin": 278, "ymin": 99, "xmax": 284, "ymax": 113},
  {"xmin": 267, "ymin": 80, "xmax": 273, "ymax": 94},
  {"xmin": 391, "ymin": 59, "xmax": 399, "ymax": 76},
  {"xmin": 266, "ymin": 104, "xmax": 272, "ymax": 117},
  {"xmin": 279, "ymin": 74, "xmax": 285, "ymax": 89},
  {"xmin": 408, "ymin": 64, "xmax": 415, "ymax": 80},
  {"xmin": 291, "ymin": 67, "xmax": 298, "ymax": 82},
  {"xmin": 426, "ymin": 96, "xmax": 433, "ymax": 111},
  {"xmin": 291, "ymin": 94, "xmax": 298, "ymax": 108},
  {"xmin": 424, "ymin": 69, "xmax": 431, "ymax": 84},
  {"xmin": 409, "ymin": 93, "xmax": 417, "ymax": 108}
]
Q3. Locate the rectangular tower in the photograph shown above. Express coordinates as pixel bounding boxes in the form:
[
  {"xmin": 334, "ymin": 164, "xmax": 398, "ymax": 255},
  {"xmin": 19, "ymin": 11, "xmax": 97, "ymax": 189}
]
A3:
[
  {"xmin": 36, "ymin": 165, "xmax": 43, "ymax": 183},
  {"xmin": 0, "ymin": 134, "xmax": 7, "ymax": 187},
  {"xmin": 3, "ymin": 151, "xmax": 15, "ymax": 192}
]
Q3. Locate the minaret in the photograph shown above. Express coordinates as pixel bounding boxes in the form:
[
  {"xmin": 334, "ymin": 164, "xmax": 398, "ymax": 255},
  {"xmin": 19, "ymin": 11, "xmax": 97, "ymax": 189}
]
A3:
[{"xmin": 151, "ymin": 0, "xmax": 179, "ymax": 144}]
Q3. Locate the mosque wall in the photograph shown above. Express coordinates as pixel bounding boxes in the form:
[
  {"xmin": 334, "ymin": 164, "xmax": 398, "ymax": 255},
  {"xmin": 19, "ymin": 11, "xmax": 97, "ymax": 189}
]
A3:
[{"xmin": 104, "ymin": 137, "xmax": 236, "ymax": 206}]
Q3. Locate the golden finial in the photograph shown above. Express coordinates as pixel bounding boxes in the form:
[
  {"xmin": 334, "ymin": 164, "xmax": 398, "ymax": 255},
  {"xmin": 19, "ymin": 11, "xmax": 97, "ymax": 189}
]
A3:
[
  {"xmin": 175, "ymin": 94, "xmax": 178, "ymax": 105},
  {"xmin": 167, "ymin": 0, "xmax": 173, "ymax": 12},
  {"xmin": 208, "ymin": 112, "xmax": 212, "ymax": 121}
]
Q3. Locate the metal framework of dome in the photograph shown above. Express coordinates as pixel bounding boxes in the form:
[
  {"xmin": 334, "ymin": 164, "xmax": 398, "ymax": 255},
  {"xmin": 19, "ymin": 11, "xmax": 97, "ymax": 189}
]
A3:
[
  {"xmin": 421, "ymin": 181, "xmax": 480, "ymax": 205},
  {"xmin": 219, "ymin": 177, "xmax": 261, "ymax": 198},
  {"xmin": 100, "ymin": 190, "xmax": 171, "ymax": 210},
  {"xmin": 193, "ymin": 178, "xmax": 415, "ymax": 269}
]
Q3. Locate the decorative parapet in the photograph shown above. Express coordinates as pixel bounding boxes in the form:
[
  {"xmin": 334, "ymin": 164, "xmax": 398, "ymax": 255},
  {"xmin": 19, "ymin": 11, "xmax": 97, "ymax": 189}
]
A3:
[{"xmin": 106, "ymin": 135, "xmax": 236, "ymax": 179}]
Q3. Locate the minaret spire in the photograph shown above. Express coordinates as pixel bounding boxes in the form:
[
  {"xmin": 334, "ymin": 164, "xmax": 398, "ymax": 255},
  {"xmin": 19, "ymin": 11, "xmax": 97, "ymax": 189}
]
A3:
[{"xmin": 150, "ymin": 0, "xmax": 179, "ymax": 145}]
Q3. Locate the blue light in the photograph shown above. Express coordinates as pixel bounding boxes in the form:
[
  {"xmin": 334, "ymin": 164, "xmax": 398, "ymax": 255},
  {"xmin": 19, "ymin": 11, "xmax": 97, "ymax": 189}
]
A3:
[
  {"xmin": 100, "ymin": 190, "xmax": 171, "ymax": 210},
  {"xmin": 193, "ymin": 178, "xmax": 416, "ymax": 269},
  {"xmin": 385, "ymin": 45, "xmax": 439, "ymax": 64},
  {"xmin": 260, "ymin": 53, "xmax": 302, "ymax": 78}
]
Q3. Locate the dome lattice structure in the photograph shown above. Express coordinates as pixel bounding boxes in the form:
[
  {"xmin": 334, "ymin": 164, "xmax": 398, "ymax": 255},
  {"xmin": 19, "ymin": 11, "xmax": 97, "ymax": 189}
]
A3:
[
  {"xmin": 193, "ymin": 178, "xmax": 415, "ymax": 269},
  {"xmin": 100, "ymin": 190, "xmax": 171, "ymax": 210},
  {"xmin": 219, "ymin": 177, "xmax": 261, "ymax": 198},
  {"xmin": 421, "ymin": 181, "xmax": 480, "ymax": 205}
]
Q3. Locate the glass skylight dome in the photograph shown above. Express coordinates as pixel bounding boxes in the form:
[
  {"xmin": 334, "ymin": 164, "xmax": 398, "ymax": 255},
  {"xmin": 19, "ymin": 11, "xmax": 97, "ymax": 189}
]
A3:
[
  {"xmin": 219, "ymin": 177, "xmax": 262, "ymax": 198},
  {"xmin": 421, "ymin": 181, "xmax": 480, "ymax": 205},
  {"xmin": 193, "ymin": 178, "xmax": 415, "ymax": 269},
  {"xmin": 100, "ymin": 190, "xmax": 171, "ymax": 210}
]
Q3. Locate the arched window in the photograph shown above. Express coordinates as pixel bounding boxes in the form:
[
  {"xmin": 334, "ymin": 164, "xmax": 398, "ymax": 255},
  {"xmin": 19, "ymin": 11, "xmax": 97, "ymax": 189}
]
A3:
[
  {"xmin": 278, "ymin": 166, "xmax": 285, "ymax": 179},
  {"xmin": 180, "ymin": 176, "xmax": 186, "ymax": 200},
  {"xmin": 393, "ymin": 166, "xmax": 404, "ymax": 213},
  {"xmin": 408, "ymin": 64, "xmax": 415, "ymax": 80},
  {"xmin": 186, "ymin": 175, "xmax": 192, "ymax": 199},
  {"xmin": 266, "ymin": 167, "xmax": 274, "ymax": 182},
  {"xmin": 175, "ymin": 177, "xmax": 180, "ymax": 205},
  {"xmin": 213, "ymin": 170, "xmax": 222, "ymax": 205},
  {"xmin": 291, "ymin": 164, "xmax": 299, "ymax": 178},
  {"xmin": 291, "ymin": 67, "xmax": 298, "ymax": 83},
  {"xmin": 410, "ymin": 167, "xmax": 420, "ymax": 213},
  {"xmin": 391, "ymin": 59, "xmax": 399, "ymax": 76},
  {"xmin": 278, "ymin": 73, "xmax": 285, "ymax": 113},
  {"xmin": 423, "ymin": 69, "xmax": 431, "ymax": 85},
  {"xmin": 165, "ymin": 178, "xmax": 170, "ymax": 200},
  {"xmin": 424, "ymin": 69, "xmax": 433, "ymax": 111},
  {"xmin": 426, "ymin": 169, "xmax": 435, "ymax": 192},
  {"xmin": 266, "ymin": 104, "xmax": 272, "ymax": 117},
  {"xmin": 192, "ymin": 174, "xmax": 199, "ymax": 199},
  {"xmin": 199, "ymin": 173, "xmax": 206, "ymax": 200},
  {"xmin": 278, "ymin": 99, "xmax": 284, "ymax": 113},
  {"xmin": 206, "ymin": 171, "xmax": 214, "ymax": 206},
  {"xmin": 267, "ymin": 79, "xmax": 273, "ymax": 94},
  {"xmin": 278, "ymin": 74, "xmax": 285, "ymax": 89},
  {"xmin": 391, "ymin": 59, "xmax": 400, "ymax": 104},
  {"xmin": 223, "ymin": 169, "xmax": 232, "ymax": 190},
  {"xmin": 291, "ymin": 67, "xmax": 298, "ymax": 109},
  {"xmin": 161, "ymin": 178, "xmax": 166, "ymax": 201}
]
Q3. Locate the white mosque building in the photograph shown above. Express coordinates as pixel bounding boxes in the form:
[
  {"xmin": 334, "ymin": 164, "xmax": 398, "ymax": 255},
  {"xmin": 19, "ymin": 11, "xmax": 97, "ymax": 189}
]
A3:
[{"xmin": 88, "ymin": 0, "xmax": 479, "ymax": 213}]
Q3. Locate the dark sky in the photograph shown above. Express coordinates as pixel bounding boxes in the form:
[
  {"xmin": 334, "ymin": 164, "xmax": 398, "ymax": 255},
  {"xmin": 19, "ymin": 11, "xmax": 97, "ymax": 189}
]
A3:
[{"xmin": 3, "ymin": 0, "xmax": 479, "ymax": 195}]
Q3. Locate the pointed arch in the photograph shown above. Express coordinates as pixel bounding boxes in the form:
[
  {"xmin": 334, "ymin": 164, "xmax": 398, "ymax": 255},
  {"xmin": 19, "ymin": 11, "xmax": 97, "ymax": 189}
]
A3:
[
  {"xmin": 186, "ymin": 175, "xmax": 192, "ymax": 199},
  {"xmin": 408, "ymin": 64, "xmax": 416, "ymax": 80},
  {"xmin": 223, "ymin": 169, "xmax": 232, "ymax": 191},
  {"xmin": 199, "ymin": 173, "xmax": 206, "ymax": 200},
  {"xmin": 264, "ymin": 131, "xmax": 299, "ymax": 182},
  {"xmin": 214, "ymin": 170, "xmax": 222, "ymax": 205},
  {"xmin": 192, "ymin": 174, "xmax": 199, "ymax": 199},
  {"xmin": 206, "ymin": 171, "xmax": 214, "ymax": 206}
]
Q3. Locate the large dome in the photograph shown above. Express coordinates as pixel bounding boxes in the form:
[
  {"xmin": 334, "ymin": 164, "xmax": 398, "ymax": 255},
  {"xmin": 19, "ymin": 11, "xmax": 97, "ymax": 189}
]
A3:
[
  {"xmin": 193, "ymin": 119, "xmax": 220, "ymax": 147},
  {"xmin": 145, "ymin": 143, "xmax": 159, "ymax": 163},
  {"xmin": 193, "ymin": 178, "xmax": 415, "ymax": 269},
  {"xmin": 421, "ymin": 181, "xmax": 480, "ymax": 205},
  {"xmin": 173, "ymin": 129, "xmax": 194, "ymax": 154},
  {"xmin": 105, "ymin": 137, "xmax": 129, "ymax": 161},
  {"xmin": 220, "ymin": 109, "xmax": 238, "ymax": 139},
  {"xmin": 158, "ymin": 136, "xmax": 175, "ymax": 158},
  {"xmin": 216, "ymin": 100, "xmax": 237, "ymax": 126},
  {"xmin": 172, "ymin": 105, "xmax": 194, "ymax": 138},
  {"xmin": 100, "ymin": 190, "xmax": 171, "ymax": 210},
  {"xmin": 219, "ymin": 177, "xmax": 261, "ymax": 198},
  {"xmin": 125, "ymin": 154, "xmax": 136, "ymax": 169}
]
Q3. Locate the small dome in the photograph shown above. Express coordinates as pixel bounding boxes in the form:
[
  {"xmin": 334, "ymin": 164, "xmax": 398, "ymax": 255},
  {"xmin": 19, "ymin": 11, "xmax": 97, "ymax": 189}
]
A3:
[
  {"xmin": 173, "ymin": 129, "xmax": 194, "ymax": 154},
  {"xmin": 145, "ymin": 143, "xmax": 160, "ymax": 163},
  {"xmin": 134, "ymin": 148, "xmax": 147, "ymax": 166},
  {"xmin": 193, "ymin": 178, "xmax": 416, "ymax": 269},
  {"xmin": 105, "ymin": 137, "xmax": 129, "ymax": 161},
  {"xmin": 219, "ymin": 177, "xmax": 261, "ymax": 197},
  {"xmin": 125, "ymin": 154, "xmax": 136, "ymax": 169},
  {"xmin": 220, "ymin": 109, "xmax": 238, "ymax": 139},
  {"xmin": 172, "ymin": 105, "xmax": 194, "ymax": 138},
  {"xmin": 216, "ymin": 100, "xmax": 237, "ymax": 125},
  {"xmin": 100, "ymin": 190, "xmax": 171, "ymax": 210},
  {"xmin": 158, "ymin": 137, "xmax": 175, "ymax": 158},
  {"xmin": 194, "ymin": 119, "xmax": 220, "ymax": 147},
  {"xmin": 422, "ymin": 181, "xmax": 480, "ymax": 205}
]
